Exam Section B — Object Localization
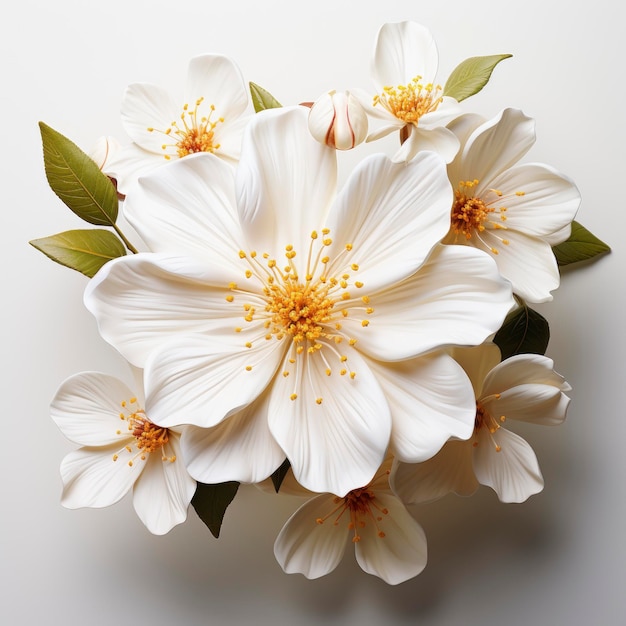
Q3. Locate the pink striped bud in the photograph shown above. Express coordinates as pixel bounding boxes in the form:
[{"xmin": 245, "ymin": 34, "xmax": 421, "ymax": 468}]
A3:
[{"xmin": 308, "ymin": 90, "xmax": 368, "ymax": 150}]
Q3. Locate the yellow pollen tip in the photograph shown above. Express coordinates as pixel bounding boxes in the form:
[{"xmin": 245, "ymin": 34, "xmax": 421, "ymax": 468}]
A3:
[
  {"xmin": 245, "ymin": 366, "xmax": 252, "ymax": 371},
  {"xmin": 290, "ymin": 393, "xmax": 298, "ymax": 401},
  {"xmin": 361, "ymin": 320, "xmax": 370, "ymax": 327},
  {"xmin": 316, "ymin": 398, "xmax": 323, "ymax": 405}
]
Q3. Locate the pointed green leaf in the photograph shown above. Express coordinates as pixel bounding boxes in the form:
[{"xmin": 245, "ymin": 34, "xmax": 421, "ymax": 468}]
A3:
[
  {"xmin": 553, "ymin": 220, "xmax": 611, "ymax": 266},
  {"xmin": 191, "ymin": 481, "xmax": 239, "ymax": 538},
  {"xmin": 39, "ymin": 122, "xmax": 119, "ymax": 226},
  {"xmin": 493, "ymin": 300, "xmax": 550, "ymax": 360},
  {"xmin": 249, "ymin": 82, "xmax": 282, "ymax": 113},
  {"xmin": 29, "ymin": 229, "xmax": 126, "ymax": 278},
  {"xmin": 443, "ymin": 54, "xmax": 512, "ymax": 102},
  {"xmin": 270, "ymin": 458, "xmax": 291, "ymax": 493}
]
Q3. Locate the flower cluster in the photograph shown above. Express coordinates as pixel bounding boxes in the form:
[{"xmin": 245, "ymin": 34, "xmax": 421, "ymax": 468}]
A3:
[{"xmin": 33, "ymin": 21, "xmax": 608, "ymax": 584}]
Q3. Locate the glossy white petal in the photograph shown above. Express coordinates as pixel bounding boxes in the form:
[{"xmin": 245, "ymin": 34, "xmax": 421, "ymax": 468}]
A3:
[
  {"xmin": 458, "ymin": 109, "xmax": 535, "ymax": 191},
  {"xmin": 124, "ymin": 153, "xmax": 244, "ymax": 260},
  {"xmin": 366, "ymin": 353, "xmax": 475, "ymax": 463},
  {"xmin": 487, "ymin": 384, "xmax": 570, "ymax": 426},
  {"xmin": 344, "ymin": 245, "xmax": 513, "ymax": 361},
  {"xmin": 372, "ymin": 21, "xmax": 439, "ymax": 90},
  {"xmin": 181, "ymin": 390, "xmax": 286, "ymax": 483},
  {"xmin": 184, "ymin": 54, "xmax": 249, "ymax": 121},
  {"xmin": 274, "ymin": 494, "xmax": 349, "ymax": 579},
  {"xmin": 132, "ymin": 435, "xmax": 196, "ymax": 535},
  {"xmin": 84, "ymin": 253, "xmax": 246, "ymax": 366},
  {"xmin": 390, "ymin": 441, "xmax": 478, "ymax": 504},
  {"xmin": 473, "ymin": 427, "xmax": 543, "ymax": 503},
  {"xmin": 354, "ymin": 493, "xmax": 428, "ymax": 584},
  {"xmin": 60, "ymin": 445, "xmax": 143, "ymax": 509},
  {"xmin": 448, "ymin": 342, "xmax": 502, "ymax": 397},
  {"xmin": 235, "ymin": 106, "xmax": 337, "ymax": 257},
  {"xmin": 144, "ymin": 334, "xmax": 286, "ymax": 428},
  {"xmin": 325, "ymin": 151, "xmax": 452, "ymax": 292},
  {"xmin": 446, "ymin": 113, "xmax": 486, "ymax": 184},
  {"xmin": 105, "ymin": 142, "xmax": 166, "ymax": 195},
  {"xmin": 393, "ymin": 125, "xmax": 460, "ymax": 164},
  {"xmin": 51, "ymin": 372, "xmax": 135, "ymax": 446},
  {"xmin": 121, "ymin": 83, "xmax": 180, "ymax": 151},
  {"xmin": 268, "ymin": 345, "xmax": 391, "ymax": 496},
  {"xmin": 468, "ymin": 229, "xmax": 560, "ymax": 303},
  {"xmin": 489, "ymin": 163, "xmax": 580, "ymax": 237}
]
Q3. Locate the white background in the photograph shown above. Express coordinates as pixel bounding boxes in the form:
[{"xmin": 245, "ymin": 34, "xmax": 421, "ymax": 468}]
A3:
[{"xmin": 2, "ymin": 1, "xmax": 623, "ymax": 624}]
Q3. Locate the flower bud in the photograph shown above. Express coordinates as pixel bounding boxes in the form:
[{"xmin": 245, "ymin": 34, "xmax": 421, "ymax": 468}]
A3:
[
  {"xmin": 308, "ymin": 90, "xmax": 368, "ymax": 150},
  {"xmin": 88, "ymin": 136, "xmax": 121, "ymax": 171}
]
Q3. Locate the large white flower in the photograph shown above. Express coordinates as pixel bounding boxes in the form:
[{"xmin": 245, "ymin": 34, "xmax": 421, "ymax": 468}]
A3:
[
  {"xmin": 105, "ymin": 54, "xmax": 250, "ymax": 194},
  {"xmin": 50, "ymin": 371, "xmax": 196, "ymax": 535},
  {"xmin": 84, "ymin": 106, "xmax": 513, "ymax": 497},
  {"xmin": 274, "ymin": 462, "xmax": 428, "ymax": 585},
  {"xmin": 391, "ymin": 343, "xmax": 571, "ymax": 504},
  {"xmin": 356, "ymin": 21, "xmax": 463, "ymax": 163},
  {"xmin": 443, "ymin": 108, "xmax": 581, "ymax": 303}
]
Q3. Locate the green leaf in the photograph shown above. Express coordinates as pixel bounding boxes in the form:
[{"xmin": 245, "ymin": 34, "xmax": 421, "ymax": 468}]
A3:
[
  {"xmin": 270, "ymin": 458, "xmax": 291, "ymax": 493},
  {"xmin": 29, "ymin": 229, "xmax": 126, "ymax": 278},
  {"xmin": 552, "ymin": 220, "xmax": 611, "ymax": 266},
  {"xmin": 493, "ymin": 300, "xmax": 550, "ymax": 360},
  {"xmin": 39, "ymin": 122, "xmax": 119, "ymax": 226},
  {"xmin": 249, "ymin": 82, "xmax": 282, "ymax": 113},
  {"xmin": 443, "ymin": 54, "xmax": 512, "ymax": 102},
  {"xmin": 191, "ymin": 481, "xmax": 239, "ymax": 538}
]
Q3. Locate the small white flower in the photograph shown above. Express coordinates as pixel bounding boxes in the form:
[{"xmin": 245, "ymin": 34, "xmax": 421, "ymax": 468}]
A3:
[
  {"xmin": 105, "ymin": 54, "xmax": 251, "ymax": 194},
  {"xmin": 307, "ymin": 90, "xmax": 368, "ymax": 150},
  {"xmin": 51, "ymin": 371, "xmax": 196, "ymax": 535},
  {"xmin": 85, "ymin": 106, "xmax": 513, "ymax": 497},
  {"xmin": 391, "ymin": 343, "xmax": 571, "ymax": 504},
  {"xmin": 274, "ymin": 463, "xmax": 427, "ymax": 585},
  {"xmin": 444, "ymin": 108, "xmax": 581, "ymax": 303},
  {"xmin": 355, "ymin": 21, "xmax": 462, "ymax": 163}
]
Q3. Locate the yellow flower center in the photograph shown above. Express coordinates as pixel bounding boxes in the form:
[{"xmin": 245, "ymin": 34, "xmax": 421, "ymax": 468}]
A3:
[
  {"xmin": 227, "ymin": 229, "xmax": 374, "ymax": 404},
  {"xmin": 449, "ymin": 179, "xmax": 525, "ymax": 255},
  {"xmin": 112, "ymin": 397, "xmax": 175, "ymax": 466},
  {"xmin": 147, "ymin": 97, "xmax": 223, "ymax": 160},
  {"xmin": 315, "ymin": 485, "xmax": 390, "ymax": 543},
  {"xmin": 473, "ymin": 397, "xmax": 505, "ymax": 452},
  {"xmin": 373, "ymin": 76, "xmax": 443, "ymax": 125}
]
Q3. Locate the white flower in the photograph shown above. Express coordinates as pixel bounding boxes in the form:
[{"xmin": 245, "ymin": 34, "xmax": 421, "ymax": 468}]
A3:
[
  {"xmin": 308, "ymin": 90, "xmax": 368, "ymax": 150},
  {"xmin": 105, "ymin": 54, "xmax": 250, "ymax": 194},
  {"xmin": 274, "ymin": 463, "xmax": 428, "ymax": 585},
  {"xmin": 50, "ymin": 371, "xmax": 196, "ymax": 535},
  {"xmin": 356, "ymin": 21, "xmax": 462, "ymax": 163},
  {"xmin": 391, "ymin": 343, "xmax": 571, "ymax": 504},
  {"xmin": 443, "ymin": 108, "xmax": 581, "ymax": 303},
  {"xmin": 84, "ymin": 106, "xmax": 513, "ymax": 497}
]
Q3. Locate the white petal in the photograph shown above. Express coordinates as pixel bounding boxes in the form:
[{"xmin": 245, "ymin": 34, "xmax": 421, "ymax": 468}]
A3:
[
  {"xmin": 354, "ymin": 492, "xmax": 428, "ymax": 584},
  {"xmin": 145, "ymin": 334, "xmax": 286, "ymax": 428},
  {"xmin": 132, "ymin": 435, "xmax": 196, "ymax": 535},
  {"xmin": 268, "ymin": 345, "xmax": 391, "ymax": 496},
  {"xmin": 235, "ymin": 106, "xmax": 337, "ymax": 257},
  {"xmin": 181, "ymin": 390, "xmax": 286, "ymax": 483},
  {"xmin": 344, "ymin": 245, "xmax": 513, "ymax": 361},
  {"xmin": 121, "ymin": 83, "xmax": 180, "ymax": 152},
  {"xmin": 124, "ymin": 153, "xmax": 244, "ymax": 260},
  {"xmin": 487, "ymin": 384, "xmax": 570, "ymax": 426},
  {"xmin": 448, "ymin": 342, "xmax": 502, "ymax": 396},
  {"xmin": 390, "ymin": 441, "xmax": 478, "ymax": 504},
  {"xmin": 184, "ymin": 54, "xmax": 249, "ymax": 121},
  {"xmin": 467, "ymin": 229, "xmax": 560, "ymax": 303},
  {"xmin": 392, "ymin": 125, "xmax": 460, "ymax": 164},
  {"xmin": 60, "ymin": 445, "xmax": 143, "ymax": 509},
  {"xmin": 325, "ymin": 151, "xmax": 452, "ymax": 292},
  {"xmin": 459, "ymin": 108, "xmax": 535, "ymax": 189},
  {"xmin": 366, "ymin": 353, "xmax": 475, "ymax": 463},
  {"xmin": 489, "ymin": 163, "xmax": 581, "ymax": 237},
  {"xmin": 212, "ymin": 114, "xmax": 250, "ymax": 163},
  {"xmin": 372, "ymin": 21, "xmax": 439, "ymax": 90},
  {"xmin": 473, "ymin": 427, "xmax": 543, "ymax": 503},
  {"xmin": 51, "ymin": 372, "xmax": 136, "ymax": 446},
  {"xmin": 84, "ymin": 253, "xmax": 246, "ymax": 366},
  {"xmin": 104, "ymin": 142, "xmax": 166, "ymax": 196},
  {"xmin": 274, "ymin": 494, "xmax": 349, "ymax": 579}
]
